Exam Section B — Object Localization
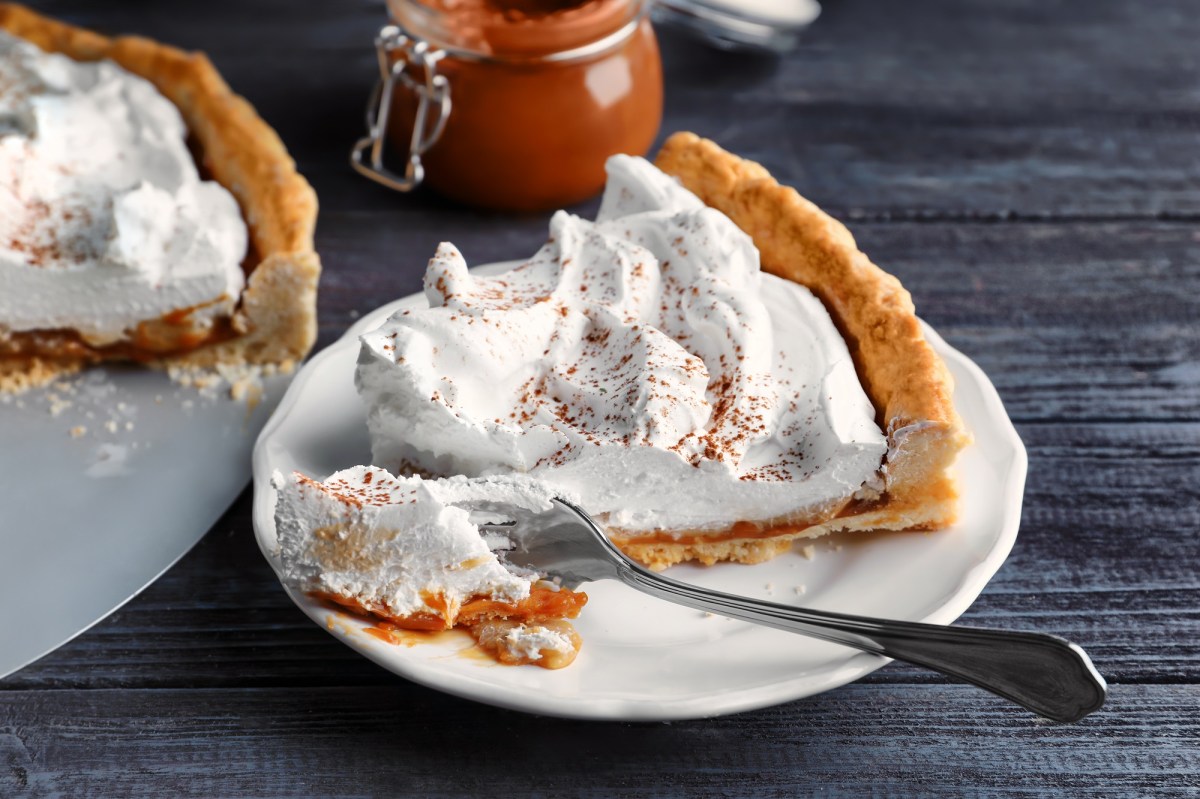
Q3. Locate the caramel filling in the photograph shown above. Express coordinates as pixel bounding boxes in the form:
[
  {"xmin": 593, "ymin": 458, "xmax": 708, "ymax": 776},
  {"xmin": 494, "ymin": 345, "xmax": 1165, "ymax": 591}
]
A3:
[
  {"xmin": 608, "ymin": 495, "xmax": 887, "ymax": 548},
  {"xmin": 311, "ymin": 583, "xmax": 587, "ymax": 670},
  {"xmin": 309, "ymin": 583, "xmax": 587, "ymax": 632},
  {"xmin": 0, "ymin": 296, "xmax": 241, "ymax": 364}
]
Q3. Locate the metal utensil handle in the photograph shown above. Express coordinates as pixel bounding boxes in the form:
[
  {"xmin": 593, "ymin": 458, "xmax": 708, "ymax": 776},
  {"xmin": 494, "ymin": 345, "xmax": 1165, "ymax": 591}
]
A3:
[
  {"xmin": 350, "ymin": 25, "xmax": 451, "ymax": 192},
  {"xmin": 615, "ymin": 562, "xmax": 1106, "ymax": 723}
]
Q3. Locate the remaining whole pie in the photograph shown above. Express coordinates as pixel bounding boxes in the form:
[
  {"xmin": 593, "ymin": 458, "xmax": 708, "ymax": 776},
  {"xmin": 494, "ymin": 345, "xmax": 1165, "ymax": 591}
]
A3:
[
  {"xmin": 0, "ymin": 4, "xmax": 320, "ymax": 391},
  {"xmin": 273, "ymin": 133, "xmax": 970, "ymax": 667}
]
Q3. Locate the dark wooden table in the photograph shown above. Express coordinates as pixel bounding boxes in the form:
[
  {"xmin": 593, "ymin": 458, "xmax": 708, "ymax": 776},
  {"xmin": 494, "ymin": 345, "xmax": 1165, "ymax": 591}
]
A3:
[{"xmin": 5, "ymin": 0, "xmax": 1199, "ymax": 796}]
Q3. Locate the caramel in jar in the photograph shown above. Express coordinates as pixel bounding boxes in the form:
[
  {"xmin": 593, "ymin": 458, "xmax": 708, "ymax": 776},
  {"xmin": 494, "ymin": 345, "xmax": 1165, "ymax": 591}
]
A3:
[{"xmin": 382, "ymin": 0, "xmax": 662, "ymax": 211}]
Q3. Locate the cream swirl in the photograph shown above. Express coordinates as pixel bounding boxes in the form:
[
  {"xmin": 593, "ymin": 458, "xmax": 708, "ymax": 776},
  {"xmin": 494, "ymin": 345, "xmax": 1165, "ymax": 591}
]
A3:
[
  {"xmin": 357, "ymin": 156, "xmax": 887, "ymax": 534},
  {"xmin": 0, "ymin": 33, "xmax": 246, "ymax": 346}
]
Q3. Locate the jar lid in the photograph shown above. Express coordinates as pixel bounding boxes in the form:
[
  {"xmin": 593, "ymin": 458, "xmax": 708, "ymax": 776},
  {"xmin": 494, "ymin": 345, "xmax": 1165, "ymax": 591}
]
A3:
[{"xmin": 653, "ymin": 0, "xmax": 820, "ymax": 52}]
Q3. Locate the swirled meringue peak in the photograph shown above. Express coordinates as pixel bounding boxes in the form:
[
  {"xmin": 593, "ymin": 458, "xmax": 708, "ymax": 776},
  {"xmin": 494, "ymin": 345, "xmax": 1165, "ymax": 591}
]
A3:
[{"xmin": 356, "ymin": 155, "xmax": 887, "ymax": 535}]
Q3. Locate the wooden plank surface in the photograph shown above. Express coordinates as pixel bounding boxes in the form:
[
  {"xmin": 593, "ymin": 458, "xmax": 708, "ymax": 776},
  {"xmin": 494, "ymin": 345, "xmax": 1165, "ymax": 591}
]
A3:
[
  {"xmin": 1, "ymin": 685, "xmax": 1197, "ymax": 799},
  {"xmin": 5, "ymin": 0, "xmax": 1200, "ymax": 795}
]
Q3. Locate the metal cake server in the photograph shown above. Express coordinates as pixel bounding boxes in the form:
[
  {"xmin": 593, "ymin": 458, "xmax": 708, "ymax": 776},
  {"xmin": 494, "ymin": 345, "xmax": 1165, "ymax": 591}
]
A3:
[
  {"xmin": 478, "ymin": 498, "xmax": 1107, "ymax": 723},
  {"xmin": 0, "ymin": 367, "xmax": 293, "ymax": 680}
]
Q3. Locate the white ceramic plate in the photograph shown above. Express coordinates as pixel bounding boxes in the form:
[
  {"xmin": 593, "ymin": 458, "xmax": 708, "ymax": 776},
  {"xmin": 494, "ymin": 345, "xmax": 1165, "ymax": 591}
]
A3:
[{"xmin": 252, "ymin": 263, "xmax": 1027, "ymax": 721}]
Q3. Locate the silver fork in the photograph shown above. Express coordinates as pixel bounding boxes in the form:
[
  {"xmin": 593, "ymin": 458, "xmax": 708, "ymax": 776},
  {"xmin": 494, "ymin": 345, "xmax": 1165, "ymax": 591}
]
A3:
[{"xmin": 476, "ymin": 498, "xmax": 1107, "ymax": 723}]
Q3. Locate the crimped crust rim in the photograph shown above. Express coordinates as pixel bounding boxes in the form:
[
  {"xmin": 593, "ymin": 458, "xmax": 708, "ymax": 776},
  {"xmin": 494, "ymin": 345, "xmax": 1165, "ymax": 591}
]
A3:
[{"xmin": 636, "ymin": 132, "xmax": 971, "ymax": 569}]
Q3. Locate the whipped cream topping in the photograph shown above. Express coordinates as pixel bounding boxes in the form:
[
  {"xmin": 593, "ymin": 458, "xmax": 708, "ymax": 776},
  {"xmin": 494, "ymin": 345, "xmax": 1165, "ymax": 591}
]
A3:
[
  {"xmin": 273, "ymin": 466, "xmax": 560, "ymax": 621},
  {"xmin": 0, "ymin": 33, "xmax": 247, "ymax": 346},
  {"xmin": 357, "ymin": 156, "xmax": 887, "ymax": 534}
]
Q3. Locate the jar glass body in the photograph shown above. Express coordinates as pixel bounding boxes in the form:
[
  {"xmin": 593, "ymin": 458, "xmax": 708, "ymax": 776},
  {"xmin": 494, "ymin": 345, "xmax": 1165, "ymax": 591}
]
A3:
[{"xmin": 385, "ymin": 0, "xmax": 663, "ymax": 212}]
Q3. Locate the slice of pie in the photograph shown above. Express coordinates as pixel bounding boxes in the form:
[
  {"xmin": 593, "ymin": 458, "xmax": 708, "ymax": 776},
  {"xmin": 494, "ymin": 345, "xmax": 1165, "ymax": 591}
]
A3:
[
  {"xmin": 353, "ymin": 140, "xmax": 970, "ymax": 570},
  {"xmin": 0, "ymin": 4, "xmax": 319, "ymax": 392}
]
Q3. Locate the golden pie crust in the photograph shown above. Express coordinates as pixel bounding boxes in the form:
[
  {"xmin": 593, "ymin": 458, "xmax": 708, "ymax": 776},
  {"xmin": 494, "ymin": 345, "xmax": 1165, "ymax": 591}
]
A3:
[
  {"xmin": 0, "ymin": 3, "xmax": 320, "ymax": 392},
  {"xmin": 609, "ymin": 132, "xmax": 972, "ymax": 569}
]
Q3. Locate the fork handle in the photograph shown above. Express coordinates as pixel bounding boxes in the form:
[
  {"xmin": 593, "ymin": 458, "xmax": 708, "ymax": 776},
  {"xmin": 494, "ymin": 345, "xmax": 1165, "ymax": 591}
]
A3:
[{"xmin": 618, "ymin": 564, "xmax": 1106, "ymax": 722}]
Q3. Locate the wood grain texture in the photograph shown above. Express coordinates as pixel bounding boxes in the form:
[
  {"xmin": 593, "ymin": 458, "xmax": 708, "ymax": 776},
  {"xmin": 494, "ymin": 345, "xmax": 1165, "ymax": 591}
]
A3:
[
  {"xmin": 1, "ymin": 685, "xmax": 1197, "ymax": 798},
  {"xmin": 4, "ymin": 0, "xmax": 1199, "ymax": 795}
]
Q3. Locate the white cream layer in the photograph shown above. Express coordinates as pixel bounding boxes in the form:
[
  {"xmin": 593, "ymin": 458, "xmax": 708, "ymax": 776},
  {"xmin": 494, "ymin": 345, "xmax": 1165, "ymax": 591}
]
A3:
[
  {"xmin": 273, "ymin": 466, "xmax": 559, "ymax": 620},
  {"xmin": 0, "ymin": 33, "xmax": 247, "ymax": 346},
  {"xmin": 356, "ymin": 156, "xmax": 888, "ymax": 535}
]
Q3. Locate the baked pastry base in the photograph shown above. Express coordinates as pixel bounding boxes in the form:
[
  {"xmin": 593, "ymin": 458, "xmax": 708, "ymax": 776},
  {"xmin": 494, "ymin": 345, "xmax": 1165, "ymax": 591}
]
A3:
[
  {"xmin": 0, "ymin": 3, "xmax": 320, "ymax": 392},
  {"xmin": 610, "ymin": 132, "xmax": 972, "ymax": 570}
]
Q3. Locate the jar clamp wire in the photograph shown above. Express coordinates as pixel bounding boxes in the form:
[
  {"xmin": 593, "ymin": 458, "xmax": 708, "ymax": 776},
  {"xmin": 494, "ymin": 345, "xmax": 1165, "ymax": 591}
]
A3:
[{"xmin": 351, "ymin": 26, "xmax": 451, "ymax": 193}]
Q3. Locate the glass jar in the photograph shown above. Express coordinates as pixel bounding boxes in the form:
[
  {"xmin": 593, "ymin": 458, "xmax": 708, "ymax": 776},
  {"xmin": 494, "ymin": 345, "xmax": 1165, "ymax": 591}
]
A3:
[{"xmin": 352, "ymin": 0, "xmax": 663, "ymax": 212}]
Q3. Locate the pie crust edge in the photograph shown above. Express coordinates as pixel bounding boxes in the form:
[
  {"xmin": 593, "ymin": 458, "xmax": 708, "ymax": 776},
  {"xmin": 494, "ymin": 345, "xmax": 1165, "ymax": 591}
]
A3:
[
  {"xmin": 627, "ymin": 132, "xmax": 973, "ymax": 569},
  {"xmin": 0, "ymin": 3, "xmax": 320, "ymax": 391}
]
